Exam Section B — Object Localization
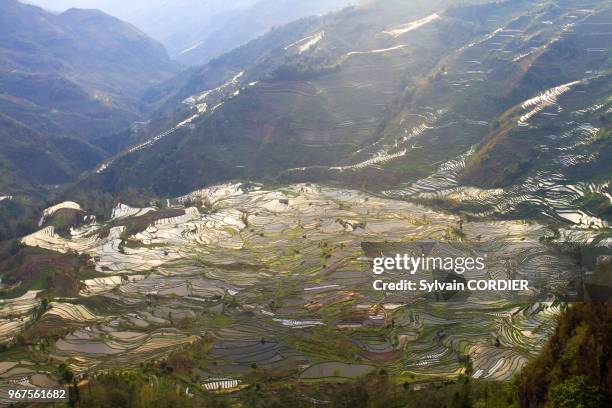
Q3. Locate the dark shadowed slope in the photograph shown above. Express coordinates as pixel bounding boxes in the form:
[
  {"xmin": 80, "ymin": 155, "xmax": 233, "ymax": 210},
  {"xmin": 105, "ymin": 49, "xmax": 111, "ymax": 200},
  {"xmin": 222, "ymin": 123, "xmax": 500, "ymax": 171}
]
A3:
[{"xmin": 0, "ymin": 0, "xmax": 180, "ymax": 239}]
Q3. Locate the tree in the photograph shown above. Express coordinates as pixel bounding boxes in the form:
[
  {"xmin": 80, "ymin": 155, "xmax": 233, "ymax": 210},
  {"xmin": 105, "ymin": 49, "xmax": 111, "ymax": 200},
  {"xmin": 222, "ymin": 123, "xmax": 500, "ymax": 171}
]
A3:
[
  {"xmin": 550, "ymin": 376, "xmax": 606, "ymax": 408},
  {"xmin": 58, "ymin": 363, "xmax": 74, "ymax": 384}
]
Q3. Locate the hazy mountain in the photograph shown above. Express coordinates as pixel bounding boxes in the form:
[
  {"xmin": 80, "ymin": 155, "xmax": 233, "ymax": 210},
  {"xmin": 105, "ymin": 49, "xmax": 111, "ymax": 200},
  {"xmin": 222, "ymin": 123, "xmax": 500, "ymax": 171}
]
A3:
[
  {"xmin": 1, "ymin": 0, "xmax": 179, "ymax": 141},
  {"xmin": 24, "ymin": 0, "xmax": 358, "ymax": 66},
  {"xmin": 172, "ymin": 0, "xmax": 361, "ymax": 66},
  {"xmin": 0, "ymin": 0, "xmax": 180, "ymax": 238},
  {"xmin": 22, "ymin": 0, "xmax": 260, "ymax": 56}
]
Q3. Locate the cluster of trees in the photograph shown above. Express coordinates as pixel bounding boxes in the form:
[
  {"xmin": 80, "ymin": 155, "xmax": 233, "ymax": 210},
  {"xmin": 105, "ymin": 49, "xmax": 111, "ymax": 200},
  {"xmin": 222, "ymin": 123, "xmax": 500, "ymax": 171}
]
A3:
[
  {"xmin": 72, "ymin": 368, "xmax": 518, "ymax": 408},
  {"xmin": 518, "ymin": 302, "xmax": 611, "ymax": 407},
  {"xmin": 0, "ymin": 198, "xmax": 40, "ymax": 241},
  {"xmin": 269, "ymin": 63, "xmax": 340, "ymax": 82},
  {"xmin": 574, "ymin": 192, "xmax": 612, "ymax": 222},
  {"xmin": 75, "ymin": 371, "xmax": 213, "ymax": 408}
]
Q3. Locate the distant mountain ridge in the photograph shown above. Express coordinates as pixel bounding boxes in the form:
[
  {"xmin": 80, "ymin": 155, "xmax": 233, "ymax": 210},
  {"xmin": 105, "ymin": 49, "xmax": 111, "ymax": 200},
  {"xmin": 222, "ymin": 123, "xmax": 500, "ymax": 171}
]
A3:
[
  {"xmin": 0, "ymin": 0, "xmax": 180, "ymax": 160},
  {"xmin": 24, "ymin": 0, "xmax": 357, "ymax": 66},
  {"xmin": 173, "ymin": 0, "xmax": 359, "ymax": 66},
  {"xmin": 1, "ymin": 0, "xmax": 179, "ymax": 140}
]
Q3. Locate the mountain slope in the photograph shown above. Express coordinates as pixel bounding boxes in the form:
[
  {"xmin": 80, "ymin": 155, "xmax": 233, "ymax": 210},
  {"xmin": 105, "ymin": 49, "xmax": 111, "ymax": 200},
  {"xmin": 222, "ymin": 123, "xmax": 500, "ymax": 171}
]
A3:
[
  {"xmin": 518, "ymin": 302, "xmax": 612, "ymax": 407},
  {"xmin": 0, "ymin": 113, "xmax": 106, "ymax": 240},
  {"xmin": 461, "ymin": 5, "xmax": 612, "ymax": 189},
  {"xmin": 85, "ymin": 0, "xmax": 532, "ymax": 195},
  {"xmin": 0, "ymin": 114, "xmax": 102, "ymax": 193},
  {"xmin": 377, "ymin": 0, "xmax": 612, "ymax": 228},
  {"xmin": 23, "ymin": 0, "xmax": 262, "ymax": 59},
  {"xmin": 174, "ymin": 0, "xmax": 359, "ymax": 66},
  {"xmin": 81, "ymin": 0, "xmax": 611, "ymax": 234},
  {"xmin": 0, "ymin": 0, "xmax": 180, "ymax": 240},
  {"xmin": 361, "ymin": 0, "xmax": 612, "ymax": 228},
  {"xmin": 0, "ymin": 0, "xmax": 179, "ymax": 142},
  {"xmin": 25, "ymin": 0, "xmax": 358, "ymax": 66}
]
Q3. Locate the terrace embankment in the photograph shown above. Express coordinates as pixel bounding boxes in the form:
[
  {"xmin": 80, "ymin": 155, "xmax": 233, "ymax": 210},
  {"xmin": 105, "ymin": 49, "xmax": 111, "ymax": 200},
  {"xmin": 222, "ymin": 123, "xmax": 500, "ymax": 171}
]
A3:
[{"xmin": 0, "ymin": 182, "xmax": 601, "ymax": 391}]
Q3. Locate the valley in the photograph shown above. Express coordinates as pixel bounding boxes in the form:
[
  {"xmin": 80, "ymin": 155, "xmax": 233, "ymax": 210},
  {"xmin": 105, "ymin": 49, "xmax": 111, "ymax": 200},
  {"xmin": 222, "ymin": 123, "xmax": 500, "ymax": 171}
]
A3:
[
  {"xmin": 0, "ymin": 0, "xmax": 610, "ymax": 405},
  {"xmin": 1, "ymin": 182, "xmax": 597, "ymax": 399},
  {"xmin": 83, "ymin": 0, "xmax": 611, "ymax": 220}
]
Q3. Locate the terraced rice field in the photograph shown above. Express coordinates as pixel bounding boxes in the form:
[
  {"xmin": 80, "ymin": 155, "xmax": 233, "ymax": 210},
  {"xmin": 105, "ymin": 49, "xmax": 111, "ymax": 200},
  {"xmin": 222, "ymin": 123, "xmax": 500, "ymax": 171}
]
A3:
[
  {"xmin": 1, "ymin": 182, "xmax": 587, "ymax": 389},
  {"xmin": 381, "ymin": 13, "xmax": 440, "ymax": 38},
  {"xmin": 383, "ymin": 80, "xmax": 612, "ymax": 234},
  {"xmin": 0, "ymin": 291, "xmax": 40, "ymax": 340}
]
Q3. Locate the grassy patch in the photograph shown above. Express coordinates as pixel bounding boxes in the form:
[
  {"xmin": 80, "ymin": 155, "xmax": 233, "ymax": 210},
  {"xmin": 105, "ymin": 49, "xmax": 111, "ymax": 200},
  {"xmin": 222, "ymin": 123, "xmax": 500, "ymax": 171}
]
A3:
[{"xmin": 573, "ymin": 192, "xmax": 612, "ymax": 222}]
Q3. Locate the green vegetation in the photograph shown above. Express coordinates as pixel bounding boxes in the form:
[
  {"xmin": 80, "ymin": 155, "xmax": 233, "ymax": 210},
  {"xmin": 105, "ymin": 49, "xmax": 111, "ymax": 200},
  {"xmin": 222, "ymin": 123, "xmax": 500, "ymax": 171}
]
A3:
[
  {"xmin": 549, "ymin": 376, "xmax": 607, "ymax": 408},
  {"xmin": 0, "ymin": 246, "xmax": 97, "ymax": 298},
  {"xmin": 46, "ymin": 209, "xmax": 88, "ymax": 238},
  {"xmin": 574, "ymin": 192, "xmax": 612, "ymax": 222},
  {"xmin": 209, "ymin": 314, "xmax": 235, "ymax": 330},
  {"xmin": 289, "ymin": 326, "xmax": 362, "ymax": 362},
  {"xmin": 165, "ymin": 338, "xmax": 214, "ymax": 374},
  {"xmin": 518, "ymin": 302, "xmax": 612, "ymax": 407},
  {"xmin": 63, "ymin": 366, "xmax": 520, "ymax": 408},
  {"xmin": 184, "ymin": 197, "xmax": 216, "ymax": 214},
  {"xmin": 77, "ymin": 371, "xmax": 216, "ymax": 408}
]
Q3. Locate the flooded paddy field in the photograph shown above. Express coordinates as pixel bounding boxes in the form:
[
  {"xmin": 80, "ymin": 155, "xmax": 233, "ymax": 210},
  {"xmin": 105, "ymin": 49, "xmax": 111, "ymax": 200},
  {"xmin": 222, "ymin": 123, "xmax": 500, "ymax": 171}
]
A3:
[
  {"xmin": 383, "ymin": 73, "xmax": 612, "ymax": 232},
  {"xmin": 0, "ymin": 182, "xmax": 598, "ymax": 390}
]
